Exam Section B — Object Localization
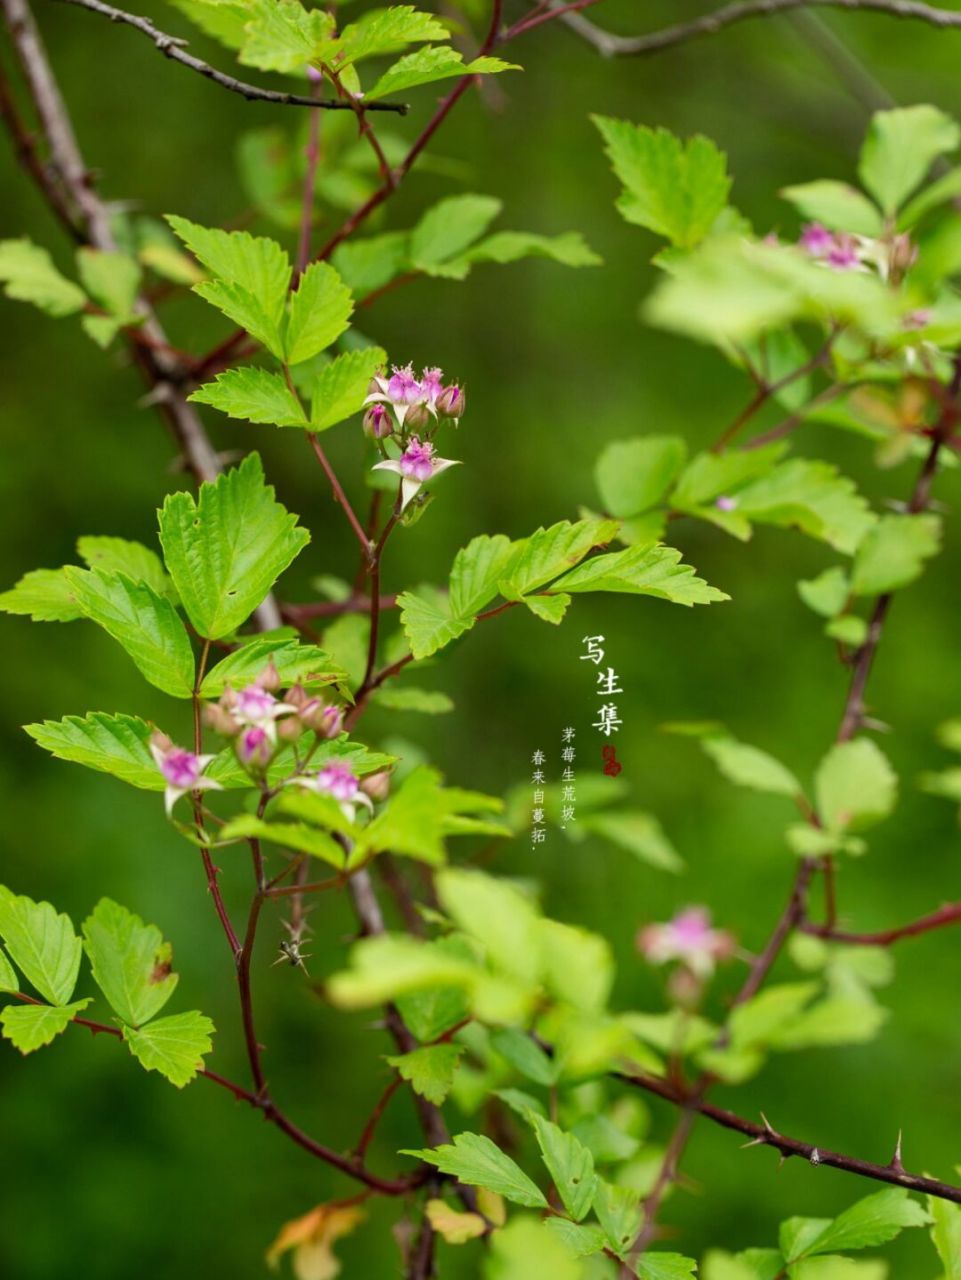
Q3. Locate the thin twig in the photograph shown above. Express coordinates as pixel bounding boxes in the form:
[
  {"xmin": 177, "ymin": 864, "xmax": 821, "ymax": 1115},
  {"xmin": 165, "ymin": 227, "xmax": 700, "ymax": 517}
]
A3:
[{"xmin": 52, "ymin": 0, "xmax": 407, "ymax": 114}]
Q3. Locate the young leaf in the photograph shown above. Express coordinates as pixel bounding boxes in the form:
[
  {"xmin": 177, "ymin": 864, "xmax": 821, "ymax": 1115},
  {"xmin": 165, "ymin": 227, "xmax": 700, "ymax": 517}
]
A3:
[
  {"xmin": 24, "ymin": 712, "xmax": 164, "ymax": 790},
  {"xmin": 449, "ymin": 229, "xmax": 601, "ymax": 274},
  {"xmin": 491, "ymin": 1026, "xmax": 559, "ymax": 1086},
  {"xmin": 798, "ymin": 567, "xmax": 849, "ymax": 618},
  {"xmin": 386, "ymin": 1043, "xmax": 463, "ymax": 1104},
  {"xmin": 409, "ymin": 194, "xmax": 503, "ymax": 274},
  {"xmin": 219, "ymin": 814, "xmax": 345, "ymax": 869},
  {"xmin": 0, "ymin": 999, "xmax": 91, "ymax": 1054},
  {"xmin": 190, "ymin": 366, "xmax": 307, "ymax": 426},
  {"xmin": 0, "ymin": 238, "xmax": 86, "ymax": 316},
  {"xmin": 436, "ymin": 868, "xmax": 541, "ymax": 984},
  {"xmin": 364, "ymin": 47, "xmax": 518, "ymax": 101},
  {"xmin": 0, "ymin": 568, "xmax": 82, "ymax": 622},
  {"xmin": 159, "ymin": 453, "xmax": 309, "ymax": 640},
  {"xmin": 239, "ymin": 0, "xmax": 338, "ymax": 73},
  {"xmin": 394, "ymin": 935, "xmax": 475, "ymax": 1041},
  {"xmin": 331, "ymin": 232, "xmax": 410, "ymax": 296},
  {"xmin": 850, "ymin": 513, "xmax": 941, "ymax": 596},
  {"xmin": 82, "ymin": 899, "xmax": 179, "ymax": 1027},
  {"xmin": 166, "ymin": 215, "xmax": 291, "ymax": 357},
  {"xmin": 424, "ymin": 1198, "xmax": 487, "ymax": 1245},
  {"xmin": 373, "ymin": 685, "xmax": 453, "ymax": 714},
  {"xmin": 397, "ymin": 587, "xmax": 474, "ymax": 660},
  {"xmin": 736, "ymin": 458, "xmax": 876, "ymax": 555},
  {"xmin": 448, "ymin": 533, "xmax": 514, "ymax": 618},
  {"xmin": 310, "ymin": 346, "xmax": 387, "ymax": 431},
  {"xmin": 356, "ymin": 765, "xmax": 447, "ymax": 864},
  {"xmin": 284, "ymin": 262, "xmax": 354, "ymax": 365},
  {"xmin": 779, "ymin": 180, "xmax": 883, "ymax": 236},
  {"xmin": 551, "ymin": 543, "xmax": 728, "ymax": 606},
  {"xmin": 859, "ymin": 105, "xmax": 960, "ymax": 215},
  {"xmin": 802, "ymin": 1187, "xmax": 930, "ymax": 1257},
  {"xmin": 76, "ymin": 248, "xmax": 141, "ymax": 319},
  {"xmin": 592, "ymin": 116, "xmax": 731, "ymax": 247},
  {"xmin": 200, "ymin": 637, "xmax": 346, "ymax": 697},
  {"xmin": 928, "ymin": 1191, "xmax": 961, "ymax": 1279},
  {"xmin": 544, "ymin": 1218, "xmax": 608, "ymax": 1259},
  {"xmin": 530, "ymin": 1114, "xmax": 597, "ymax": 1222},
  {"xmin": 594, "ymin": 1178, "xmax": 643, "ymax": 1256},
  {"xmin": 701, "ymin": 734, "xmax": 801, "ymax": 797},
  {"xmin": 815, "ymin": 738, "xmax": 898, "ymax": 833},
  {"xmin": 77, "ymin": 536, "xmax": 173, "ymax": 600},
  {"xmin": 403, "ymin": 1132, "xmax": 548, "ymax": 1208},
  {"xmin": 339, "ymin": 6, "xmax": 449, "ymax": 63},
  {"xmin": 63, "ymin": 567, "xmax": 195, "ymax": 697},
  {"xmin": 0, "ymin": 888, "xmax": 82, "ymax": 1006},
  {"xmin": 0, "ymin": 945, "xmax": 17, "ymax": 991},
  {"xmin": 498, "ymin": 518, "xmax": 619, "ymax": 599},
  {"xmin": 595, "ymin": 436, "xmax": 688, "ymax": 518},
  {"xmin": 122, "ymin": 1010, "xmax": 215, "ymax": 1087},
  {"xmin": 579, "ymin": 810, "xmax": 684, "ymax": 873}
]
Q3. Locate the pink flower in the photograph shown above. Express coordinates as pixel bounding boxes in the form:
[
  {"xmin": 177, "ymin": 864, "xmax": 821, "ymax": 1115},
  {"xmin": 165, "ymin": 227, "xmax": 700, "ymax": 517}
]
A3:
[
  {"xmin": 799, "ymin": 222, "xmax": 835, "ymax": 258},
  {"xmin": 372, "ymin": 436, "xmax": 460, "ymax": 511},
  {"xmin": 637, "ymin": 907, "xmax": 735, "ymax": 979},
  {"xmin": 228, "ymin": 680, "xmax": 296, "ymax": 743},
  {"xmin": 799, "ymin": 223, "xmax": 863, "ymax": 272},
  {"xmin": 238, "ymin": 725, "xmax": 272, "ymax": 769},
  {"xmin": 387, "ymin": 363, "xmax": 423, "ymax": 406},
  {"xmin": 363, "ymin": 361, "xmax": 462, "ymax": 429},
  {"xmin": 420, "ymin": 366, "xmax": 444, "ymax": 406},
  {"xmin": 288, "ymin": 760, "xmax": 373, "ymax": 819},
  {"xmin": 149, "ymin": 734, "xmax": 221, "ymax": 817}
]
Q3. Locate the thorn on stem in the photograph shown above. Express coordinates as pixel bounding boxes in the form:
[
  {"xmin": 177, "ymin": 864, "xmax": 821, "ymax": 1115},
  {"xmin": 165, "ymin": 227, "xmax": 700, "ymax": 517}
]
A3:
[{"xmin": 890, "ymin": 1129, "xmax": 904, "ymax": 1172}]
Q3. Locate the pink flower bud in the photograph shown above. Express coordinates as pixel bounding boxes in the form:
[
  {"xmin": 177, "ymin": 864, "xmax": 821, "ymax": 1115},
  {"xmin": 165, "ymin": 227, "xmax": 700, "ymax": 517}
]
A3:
[
  {"xmin": 258, "ymin": 658, "xmax": 281, "ymax": 693},
  {"xmin": 364, "ymin": 403, "xmax": 394, "ymax": 440},
  {"xmin": 316, "ymin": 761, "xmax": 360, "ymax": 802},
  {"xmin": 204, "ymin": 701, "xmax": 240, "ymax": 736},
  {"xmin": 315, "ymin": 704, "xmax": 344, "ymax": 739},
  {"xmin": 360, "ymin": 770, "xmax": 391, "ymax": 802},
  {"xmin": 436, "ymin": 384, "xmax": 465, "ymax": 418},
  {"xmin": 404, "ymin": 402, "xmax": 430, "ymax": 431},
  {"xmin": 238, "ymin": 725, "xmax": 272, "ymax": 769}
]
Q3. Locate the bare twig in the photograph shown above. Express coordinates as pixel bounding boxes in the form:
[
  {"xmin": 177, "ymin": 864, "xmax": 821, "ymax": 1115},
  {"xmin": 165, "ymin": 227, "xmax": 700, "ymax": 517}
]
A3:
[{"xmin": 52, "ymin": 0, "xmax": 407, "ymax": 114}]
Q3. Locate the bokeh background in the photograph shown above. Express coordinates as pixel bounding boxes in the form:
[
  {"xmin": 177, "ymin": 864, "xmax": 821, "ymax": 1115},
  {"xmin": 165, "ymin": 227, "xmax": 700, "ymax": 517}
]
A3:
[{"xmin": 2, "ymin": 1, "xmax": 961, "ymax": 1274}]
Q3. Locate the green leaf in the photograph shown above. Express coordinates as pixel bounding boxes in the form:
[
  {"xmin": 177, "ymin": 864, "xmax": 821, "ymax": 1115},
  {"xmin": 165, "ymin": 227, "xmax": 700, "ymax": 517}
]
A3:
[
  {"xmin": 436, "ymin": 868, "xmax": 540, "ymax": 984},
  {"xmin": 815, "ymin": 738, "xmax": 898, "ymax": 833},
  {"xmin": 397, "ymin": 587, "xmax": 474, "ymax": 660},
  {"xmin": 544, "ymin": 1218, "xmax": 608, "ymax": 1259},
  {"xmin": 403, "ymin": 1132, "xmax": 548, "ymax": 1208},
  {"xmin": 636, "ymin": 1257, "xmax": 699, "ymax": 1280},
  {"xmin": 167, "ymin": 215, "xmax": 291, "ymax": 357},
  {"xmin": 798, "ymin": 567, "xmax": 849, "ymax": 618},
  {"xmin": 530, "ymin": 1114, "xmax": 597, "ymax": 1222},
  {"xmin": 200, "ymin": 637, "xmax": 346, "ymax": 697},
  {"xmin": 158, "ymin": 453, "xmax": 309, "ymax": 640},
  {"xmin": 449, "ymin": 229, "xmax": 601, "ymax": 273},
  {"xmin": 491, "ymin": 1026, "xmax": 558, "ymax": 1085},
  {"xmin": 779, "ymin": 180, "xmax": 883, "ymax": 236},
  {"xmin": 82, "ymin": 899, "xmax": 178, "ymax": 1027},
  {"xmin": 356, "ymin": 765, "xmax": 447, "ymax": 865},
  {"xmin": 673, "ymin": 443, "xmax": 785, "ymax": 513},
  {"xmin": 498, "ymin": 518, "xmax": 619, "ymax": 599},
  {"xmin": 0, "ymin": 238, "xmax": 86, "ymax": 316},
  {"xmin": 122, "ymin": 1010, "xmax": 215, "ymax": 1087},
  {"xmin": 899, "ymin": 166, "xmax": 961, "ymax": 228},
  {"xmin": 580, "ymin": 810, "xmax": 683, "ymax": 873},
  {"xmin": 551, "ymin": 542, "xmax": 728, "ymax": 606},
  {"xmin": 310, "ymin": 347, "xmax": 387, "ymax": 431},
  {"xmin": 77, "ymin": 536, "xmax": 173, "ymax": 600},
  {"xmin": 387, "ymin": 1043, "xmax": 463, "ymax": 1104},
  {"xmin": 339, "ymin": 6, "xmax": 449, "ymax": 63},
  {"xmin": 802, "ymin": 1187, "xmax": 930, "ymax": 1257},
  {"xmin": 190, "ymin": 366, "xmax": 307, "ymax": 426},
  {"xmin": 594, "ymin": 1178, "xmax": 643, "ymax": 1256},
  {"xmin": 487, "ymin": 1216, "xmax": 584, "ymax": 1280},
  {"xmin": 736, "ymin": 459, "xmax": 876, "ymax": 555},
  {"xmin": 374, "ymin": 685, "xmax": 454, "ymax": 714},
  {"xmin": 76, "ymin": 248, "xmax": 141, "ymax": 319},
  {"xmin": 595, "ymin": 436, "xmax": 688, "ymax": 518},
  {"xmin": 409, "ymin": 194, "xmax": 503, "ymax": 275},
  {"xmin": 284, "ymin": 262, "xmax": 354, "ymax": 365},
  {"xmin": 701, "ymin": 734, "xmax": 801, "ymax": 797},
  {"xmin": 24, "ymin": 712, "xmax": 164, "ymax": 790},
  {"xmin": 238, "ymin": 0, "xmax": 338, "ymax": 73},
  {"xmin": 0, "ymin": 568, "xmax": 82, "ymax": 622},
  {"xmin": 364, "ymin": 47, "xmax": 518, "ymax": 101},
  {"xmin": 0, "ymin": 888, "xmax": 82, "ymax": 1006},
  {"xmin": 859, "ymin": 105, "xmax": 960, "ymax": 215},
  {"xmin": 64, "ymin": 567, "xmax": 195, "ymax": 697},
  {"xmin": 331, "ymin": 232, "xmax": 409, "ymax": 296},
  {"xmin": 394, "ymin": 935, "xmax": 475, "ymax": 1041},
  {"xmin": 592, "ymin": 116, "xmax": 731, "ymax": 248},
  {"xmin": 928, "ymin": 1191, "xmax": 961, "ymax": 1278},
  {"xmin": 448, "ymin": 533, "xmax": 514, "ymax": 618},
  {"xmin": 219, "ymin": 814, "xmax": 345, "ymax": 869},
  {"xmin": 0, "ymin": 945, "xmax": 17, "ymax": 991},
  {"xmin": 0, "ymin": 1000, "xmax": 91, "ymax": 1054},
  {"xmin": 851, "ymin": 513, "xmax": 941, "ymax": 595}
]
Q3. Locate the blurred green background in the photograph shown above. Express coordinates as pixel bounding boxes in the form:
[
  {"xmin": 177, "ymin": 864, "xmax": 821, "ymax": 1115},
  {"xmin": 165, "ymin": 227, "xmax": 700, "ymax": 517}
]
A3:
[{"xmin": 2, "ymin": 1, "xmax": 961, "ymax": 1274}]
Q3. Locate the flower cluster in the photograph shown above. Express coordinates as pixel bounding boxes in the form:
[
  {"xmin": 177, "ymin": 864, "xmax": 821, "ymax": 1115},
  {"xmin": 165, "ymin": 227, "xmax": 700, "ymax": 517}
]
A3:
[
  {"xmin": 637, "ymin": 907, "xmax": 735, "ymax": 981},
  {"xmin": 289, "ymin": 761, "xmax": 379, "ymax": 821},
  {"xmin": 363, "ymin": 363, "xmax": 465, "ymax": 511},
  {"xmin": 798, "ymin": 222, "xmax": 918, "ymax": 283}
]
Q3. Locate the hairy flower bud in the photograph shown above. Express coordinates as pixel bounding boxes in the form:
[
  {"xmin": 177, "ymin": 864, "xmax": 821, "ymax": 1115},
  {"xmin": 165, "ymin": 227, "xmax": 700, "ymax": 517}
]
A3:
[
  {"xmin": 436, "ymin": 384, "xmax": 465, "ymax": 418},
  {"xmin": 237, "ymin": 725, "xmax": 272, "ymax": 769},
  {"xmin": 364, "ymin": 403, "xmax": 394, "ymax": 440}
]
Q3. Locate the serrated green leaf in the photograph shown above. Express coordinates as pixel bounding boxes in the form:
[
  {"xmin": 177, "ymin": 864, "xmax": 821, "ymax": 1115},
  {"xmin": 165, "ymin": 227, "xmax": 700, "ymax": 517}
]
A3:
[
  {"xmin": 592, "ymin": 116, "xmax": 731, "ymax": 248},
  {"xmin": 551, "ymin": 542, "xmax": 728, "ymax": 605},
  {"xmin": 580, "ymin": 810, "xmax": 683, "ymax": 873},
  {"xmin": 123, "ymin": 1010, "xmax": 214, "ymax": 1087},
  {"xmin": 815, "ymin": 738, "xmax": 898, "ymax": 833},
  {"xmin": 387, "ymin": 1043, "xmax": 463, "ymax": 1104},
  {"xmin": 449, "ymin": 229, "xmax": 601, "ymax": 274},
  {"xmin": 190, "ymin": 366, "xmax": 307, "ymax": 426},
  {"xmin": 63, "ymin": 567, "xmax": 195, "ymax": 697},
  {"xmin": 448, "ymin": 533, "xmax": 514, "ymax": 618},
  {"xmin": 780, "ymin": 180, "xmax": 883, "ymax": 236},
  {"xmin": 331, "ymin": 232, "xmax": 410, "ymax": 296},
  {"xmin": 0, "ymin": 568, "xmax": 81, "ymax": 622},
  {"xmin": 0, "ymin": 238, "xmax": 86, "ymax": 316},
  {"xmin": 238, "ymin": 0, "xmax": 338, "ymax": 74},
  {"xmin": 394, "ymin": 935, "xmax": 475, "ymax": 1041},
  {"xmin": 594, "ymin": 1178, "xmax": 643, "ymax": 1256},
  {"xmin": 0, "ymin": 999, "xmax": 91, "ymax": 1054},
  {"xmin": 397, "ymin": 587, "xmax": 474, "ymax": 660},
  {"xmin": 83, "ymin": 899, "xmax": 178, "ymax": 1027},
  {"xmin": 851, "ymin": 513, "xmax": 941, "ymax": 595},
  {"xmin": 403, "ymin": 1132, "xmax": 547, "ymax": 1208},
  {"xmin": 339, "ymin": 6, "xmax": 449, "ymax": 64},
  {"xmin": 491, "ymin": 1026, "xmax": 558, "ymax": 1085},
  {"xmin": 702, "ymin": 734, "xmax": 801, "ymax": 797},
  {"xmin": 736, "ymin": 458, "xmax": 876, "ymax": 555},
  {"xmin": 374, "ymin": 685, "xmax": 454, "ymax": 713},
  {"xmin": 77, "ymin": 536, "xmax": 173, "ymax": 600},
  {"xmin": 76, "ymin": 248, "xmax": 141, "ymax": 318},
  {"xmin": 309, "ymin": 346, "xmax": 387, "ymax": 430},
  {"xmin": 0, "ymin": 945, "xmax": 17, "ymax": 991},
  {"xmin": 284, "ymin": 261, "xmax": 354, "ymax": 365},
  {"xmin": 24, "ymin": 712, "xmax": 164, "ymax": 790},
  {"xmin": 636, "ymin": 1256, "xmax": 699, "ymax": 1280},
  {"xmin": 798, "ymin": 567, "xmax": 849, "ymax": 618},
  {"xmin": 928, "ymin": 1191, "xmax": 961, "ymax": 1278},
  {"xmin": 436, "ymin": 868, "xmax": 541, "ymax": 985},
  {"xmin": 158, "ymin": 453, "xmax": 309, "ymax": 640},
  {"xmin": 859, "ymin": 105, "xmax": 960, "ymax": 215},
  {"xmin": 530, "ymin": 1114, "xmax": 596, "ymax": 1221},
  {"xmin": 356, "ymin": 765, "xmax": 447, "ymax": 864},
  {"xmin": 0, "ymin": 888, "xmax": 82, "ymax": 1006},
  {"xmin": 498, "ymin": 518, "xmax": 619, "ymax": 599},
  {"xmin": 596, "ymin": 435, "xmax": 688, "ymax": 518},
  {"xmin": 803, "ymin": 1187, "xmax": 930, "ymax": 1257},
  {"xmin": 524, "ymin": 592, "xmax": 570, "ymax": 623},
  {"xmin": 365, "ymin": 47, "xmax": 518, "ymax": 101},
  {"xmin": 219, "ymin": 814, "xmax": 346, "ymax": 868},
  {"xmin": 544, "ymin": 1217, "xmax": 608, "ymax": 1259},
  {"xmin": 200, "ymin": 637, "xmax": 346, "ymax": 697},
  {"xmin": 409, "ymin": 194, "xmax": 503, "ymax": 274}
]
